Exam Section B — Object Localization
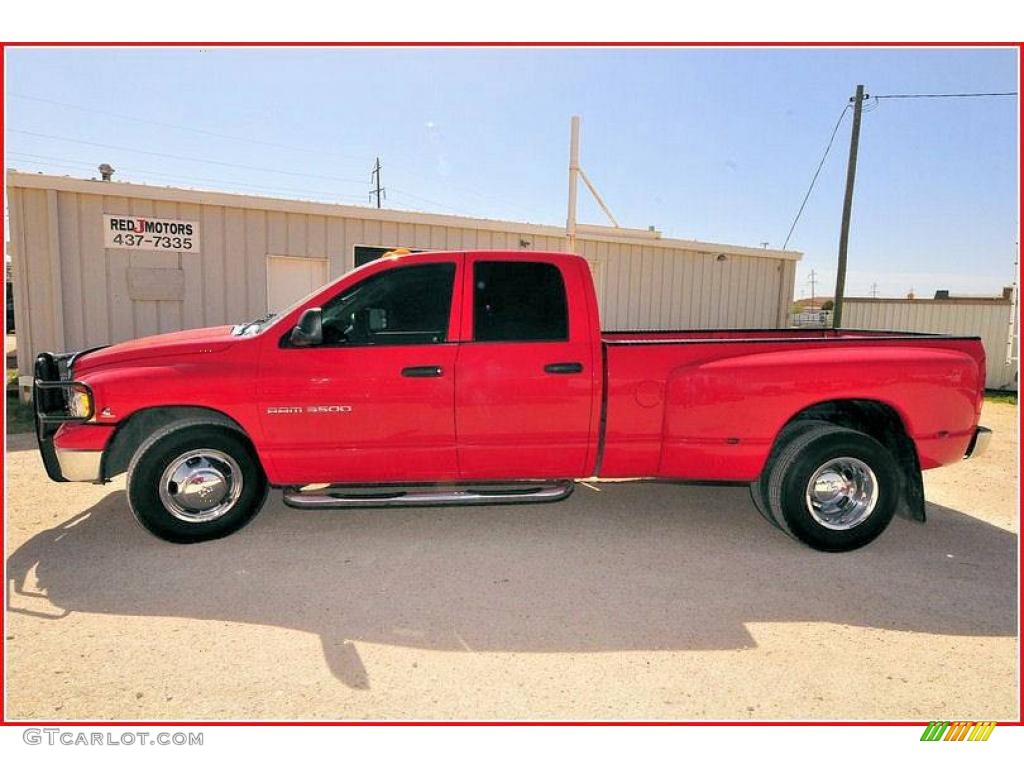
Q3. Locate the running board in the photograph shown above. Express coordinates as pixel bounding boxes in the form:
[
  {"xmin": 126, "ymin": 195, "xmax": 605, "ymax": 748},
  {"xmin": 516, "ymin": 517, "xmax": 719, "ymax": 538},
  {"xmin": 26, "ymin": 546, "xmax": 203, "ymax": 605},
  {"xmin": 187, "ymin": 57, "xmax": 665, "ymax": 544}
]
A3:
[{"xmin": 282, "ymin": 480, "xmax": 575, "ymax": 509}]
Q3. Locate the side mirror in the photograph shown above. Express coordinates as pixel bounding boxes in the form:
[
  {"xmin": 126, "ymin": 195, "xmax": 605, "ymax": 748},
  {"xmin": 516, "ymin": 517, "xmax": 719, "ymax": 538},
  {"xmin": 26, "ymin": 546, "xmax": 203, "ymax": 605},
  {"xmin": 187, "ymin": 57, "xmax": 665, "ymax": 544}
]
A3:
[{"xmin": 290, "ymin": 307, "xmax": 323, "ymax": 347}]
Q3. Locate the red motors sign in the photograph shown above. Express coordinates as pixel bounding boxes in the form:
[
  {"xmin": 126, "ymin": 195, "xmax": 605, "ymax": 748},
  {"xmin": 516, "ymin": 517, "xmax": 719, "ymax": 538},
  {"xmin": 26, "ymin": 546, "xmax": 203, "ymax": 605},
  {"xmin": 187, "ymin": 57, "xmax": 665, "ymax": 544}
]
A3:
[{"xmin": 103, "ymin": 214, "xmax": 200, "ymax": 253}]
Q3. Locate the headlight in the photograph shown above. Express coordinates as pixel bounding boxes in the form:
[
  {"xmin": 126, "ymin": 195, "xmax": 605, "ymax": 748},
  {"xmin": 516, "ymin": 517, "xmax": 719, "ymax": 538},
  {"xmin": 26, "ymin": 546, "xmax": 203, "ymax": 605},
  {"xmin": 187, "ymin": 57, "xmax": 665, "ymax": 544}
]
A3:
[{"xmin": 66, "ymin": 385, "xmax": 94, "ymax": 420}]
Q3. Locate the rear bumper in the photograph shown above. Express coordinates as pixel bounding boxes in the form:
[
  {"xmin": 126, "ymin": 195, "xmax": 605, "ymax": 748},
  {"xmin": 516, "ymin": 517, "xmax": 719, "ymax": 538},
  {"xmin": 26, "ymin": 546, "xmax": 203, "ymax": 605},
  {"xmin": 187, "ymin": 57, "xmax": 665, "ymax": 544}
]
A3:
[{"xmin": 964, "ymin": 426, "xmax": 993, "ymax": 459}]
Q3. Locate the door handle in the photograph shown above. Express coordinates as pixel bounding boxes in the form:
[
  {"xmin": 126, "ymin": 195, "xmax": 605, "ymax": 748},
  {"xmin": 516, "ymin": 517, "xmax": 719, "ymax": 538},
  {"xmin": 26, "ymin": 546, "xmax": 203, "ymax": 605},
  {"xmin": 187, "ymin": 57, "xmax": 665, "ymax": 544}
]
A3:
[
  {"xmin": 544, "ymin": 362, "xmax": 583, "ymax": 374},
  {"xmin": 402, "ymin": 366, "xmax": 444, "ymax": 378}
]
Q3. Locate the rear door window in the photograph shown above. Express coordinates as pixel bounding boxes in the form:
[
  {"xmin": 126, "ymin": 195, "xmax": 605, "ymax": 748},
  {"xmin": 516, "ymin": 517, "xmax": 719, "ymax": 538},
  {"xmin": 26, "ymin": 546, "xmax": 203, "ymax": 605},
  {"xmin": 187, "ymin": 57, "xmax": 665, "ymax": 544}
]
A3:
[{"xmin": 473, "ymin": 261, "xmax": 569, "ymax": 342}]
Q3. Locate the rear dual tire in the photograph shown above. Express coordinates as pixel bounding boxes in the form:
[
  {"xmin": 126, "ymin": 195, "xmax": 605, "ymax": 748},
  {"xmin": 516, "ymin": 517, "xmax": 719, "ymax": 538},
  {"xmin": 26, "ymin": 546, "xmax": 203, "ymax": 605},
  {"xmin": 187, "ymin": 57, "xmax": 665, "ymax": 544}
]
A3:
[{"xmin": 751, "ymin": 423, "xmax": 899, "ymax": 552}]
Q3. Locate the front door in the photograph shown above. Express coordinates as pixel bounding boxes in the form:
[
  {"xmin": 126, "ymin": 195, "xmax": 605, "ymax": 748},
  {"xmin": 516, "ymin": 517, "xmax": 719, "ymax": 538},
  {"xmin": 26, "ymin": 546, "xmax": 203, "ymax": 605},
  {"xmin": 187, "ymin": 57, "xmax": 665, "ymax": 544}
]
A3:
[
  {"xmin": 455, "ymin": 256, "xmax": 597, "ymax": 480},
  {"xmin": 258, "ymin": 256, "xmax": 462, "ymax": 484}
]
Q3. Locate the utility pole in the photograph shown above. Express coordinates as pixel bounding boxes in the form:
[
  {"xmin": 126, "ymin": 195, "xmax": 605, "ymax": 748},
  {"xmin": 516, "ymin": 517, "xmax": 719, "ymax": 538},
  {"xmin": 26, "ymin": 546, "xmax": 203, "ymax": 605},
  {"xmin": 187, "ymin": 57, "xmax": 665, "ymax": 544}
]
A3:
[
  {"xmin": 566, "ymin": 116, "xmax": 581, "ymax": 253},
  {"xmin": 870, "ymin": 282, "xmax": 879, "ymax": 298},
  {"xmin": 370, "ymin": 157, "xmax": 386, "ymax": 208},
  {"xmin": 832, "ymin": 84, "xmax": 867, "ymax": 329},
  {"xmin": 808, "ymin": 269, "xmax": 818, "ymax": 305}
]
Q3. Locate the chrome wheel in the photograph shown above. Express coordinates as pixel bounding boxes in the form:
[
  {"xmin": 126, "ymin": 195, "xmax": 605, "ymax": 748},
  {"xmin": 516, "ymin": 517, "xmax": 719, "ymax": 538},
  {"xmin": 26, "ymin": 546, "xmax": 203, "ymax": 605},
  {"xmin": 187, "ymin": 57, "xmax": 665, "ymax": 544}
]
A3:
[
  {"xmin": 804, "ymin": 456, "xmax": 878, "ymax": 531},
  {"xmin": 158, "ymin": 449, "xmax": 244, "ymax": 523}
]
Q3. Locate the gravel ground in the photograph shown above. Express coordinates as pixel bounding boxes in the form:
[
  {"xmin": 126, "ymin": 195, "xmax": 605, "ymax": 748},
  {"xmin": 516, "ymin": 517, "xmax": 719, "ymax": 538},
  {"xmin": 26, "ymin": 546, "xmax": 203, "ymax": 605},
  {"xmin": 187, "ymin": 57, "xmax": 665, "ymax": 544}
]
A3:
[{"xmin": 4, "ymin": 403, "xmax": 1018, "ymax": 721}]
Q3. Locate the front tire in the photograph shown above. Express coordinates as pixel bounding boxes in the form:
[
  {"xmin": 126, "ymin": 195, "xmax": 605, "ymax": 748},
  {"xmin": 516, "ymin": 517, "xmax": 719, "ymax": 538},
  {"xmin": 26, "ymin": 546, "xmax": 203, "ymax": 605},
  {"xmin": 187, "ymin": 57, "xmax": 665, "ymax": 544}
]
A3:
[
  {"xmin": 764, "ymin": 424, "xmax": 900, "ymax": 552},
  {"xmin": 127, "ymin": 425, "xmax": 267, "ymax": 543}
]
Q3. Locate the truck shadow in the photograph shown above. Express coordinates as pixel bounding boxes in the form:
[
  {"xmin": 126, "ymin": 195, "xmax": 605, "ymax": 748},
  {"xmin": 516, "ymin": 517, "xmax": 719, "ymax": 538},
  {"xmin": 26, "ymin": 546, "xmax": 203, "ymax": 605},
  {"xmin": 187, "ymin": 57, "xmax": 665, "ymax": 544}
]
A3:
[{"xmin": 7, "ymin": 484, "xmax": 1017, "ymax": 689}]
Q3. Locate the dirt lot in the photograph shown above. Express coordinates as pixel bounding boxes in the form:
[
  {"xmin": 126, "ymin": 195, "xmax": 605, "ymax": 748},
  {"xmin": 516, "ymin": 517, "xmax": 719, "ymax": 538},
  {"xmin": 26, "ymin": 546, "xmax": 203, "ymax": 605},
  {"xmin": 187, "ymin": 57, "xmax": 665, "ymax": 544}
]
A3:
[{"xmin": 4, "ymin": 402, "xmax": 1018, "ymax": 721}]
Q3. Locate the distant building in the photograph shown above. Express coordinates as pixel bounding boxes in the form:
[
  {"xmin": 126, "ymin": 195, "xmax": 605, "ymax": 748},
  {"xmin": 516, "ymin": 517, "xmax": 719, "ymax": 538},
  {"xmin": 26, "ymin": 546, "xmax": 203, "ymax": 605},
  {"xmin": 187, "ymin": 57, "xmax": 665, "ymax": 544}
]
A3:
[
  {"xmin": 6, "ymin": 171, "xmax": 802, "ymax": 391},
  {"xmin": 843, "ymin": 288, "xmax": 1017, "ymax": 390}
]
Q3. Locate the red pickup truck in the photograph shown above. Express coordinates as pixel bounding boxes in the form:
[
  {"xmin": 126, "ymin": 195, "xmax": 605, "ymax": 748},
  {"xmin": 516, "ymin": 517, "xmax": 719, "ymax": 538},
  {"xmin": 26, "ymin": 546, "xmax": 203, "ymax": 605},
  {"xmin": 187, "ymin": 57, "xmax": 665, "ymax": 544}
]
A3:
[{"xmin": 34, "ymin": 249, "xmax": 990, "ymax": 551}]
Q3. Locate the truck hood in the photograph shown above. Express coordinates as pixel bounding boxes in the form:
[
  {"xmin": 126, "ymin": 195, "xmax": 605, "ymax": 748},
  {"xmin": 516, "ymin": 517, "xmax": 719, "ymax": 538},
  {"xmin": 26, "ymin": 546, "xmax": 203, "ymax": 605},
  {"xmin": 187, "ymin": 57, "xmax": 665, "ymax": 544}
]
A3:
[{"xmin": 73, "ymin": 325, "xmax": 238, "ymax": 373}]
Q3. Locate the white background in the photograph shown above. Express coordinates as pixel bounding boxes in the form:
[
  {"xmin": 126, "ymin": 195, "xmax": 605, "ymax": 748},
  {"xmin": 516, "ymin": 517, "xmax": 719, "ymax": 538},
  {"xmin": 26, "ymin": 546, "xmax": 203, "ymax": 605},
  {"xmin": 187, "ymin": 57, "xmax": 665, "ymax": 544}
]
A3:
[
  {"xmin": 2, "ymin": 2, "xmax": 1020, "ymax": 764},
  {"xmin": 0, "ymin": 725, "xmax": 1022, "ymax": 764},
  {"xmin": 1, "ymin": 1, "xmax": 1022, "ymax": 42}
]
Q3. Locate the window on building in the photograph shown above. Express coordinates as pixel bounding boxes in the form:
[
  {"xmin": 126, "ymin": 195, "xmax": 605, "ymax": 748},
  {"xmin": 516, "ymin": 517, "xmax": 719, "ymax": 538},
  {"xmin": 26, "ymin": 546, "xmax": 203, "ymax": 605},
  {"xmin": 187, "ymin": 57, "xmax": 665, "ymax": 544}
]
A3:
[
  {"xmin": 473, "ymin": 261, "xmax": 569, "ymax": 342},
  {"xmin": 320, "ymin": 262, "xmax": 456, "ymax": 346},
  {"xmin": 353, "ymin": 245, "xmax": 424, "ymax": 267}
]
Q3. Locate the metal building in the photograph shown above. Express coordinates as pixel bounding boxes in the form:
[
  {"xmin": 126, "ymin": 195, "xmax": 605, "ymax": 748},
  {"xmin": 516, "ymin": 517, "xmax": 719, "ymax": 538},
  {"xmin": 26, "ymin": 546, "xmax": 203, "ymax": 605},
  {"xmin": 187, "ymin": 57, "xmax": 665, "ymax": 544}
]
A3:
[
  {"xmin": 7, "ymin": 171, "xmax": 800, "ymax": 389},
  {"xmin": 843, "ymin": 293, "xmax": 1019, "ymax": 391}
]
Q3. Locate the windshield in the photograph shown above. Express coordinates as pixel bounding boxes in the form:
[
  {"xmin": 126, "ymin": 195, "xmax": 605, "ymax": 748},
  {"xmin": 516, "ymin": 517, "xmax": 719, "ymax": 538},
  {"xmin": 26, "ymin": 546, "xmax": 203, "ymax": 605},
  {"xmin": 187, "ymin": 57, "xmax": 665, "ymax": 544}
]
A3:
[{"xmin": 243, "ymin": 259, "xmax": 384, "ymax": 336}]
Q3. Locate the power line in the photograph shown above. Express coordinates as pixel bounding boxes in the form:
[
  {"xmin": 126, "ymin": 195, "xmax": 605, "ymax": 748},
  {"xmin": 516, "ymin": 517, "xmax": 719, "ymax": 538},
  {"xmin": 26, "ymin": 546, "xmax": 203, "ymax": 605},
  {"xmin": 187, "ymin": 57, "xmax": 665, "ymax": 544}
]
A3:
[
  {"xmin": 402, "ymin": 172, "xmax": 539, "ymax": 220},
  {"xmin": 6, "ymin": 150, "xmax": 513, "ymax": 220},
  {"xmin": 388, "ymin": 187, "xmax": 466, "ymax": 214},
  {"xmin": 873, "ymin": 91, "xmax": 1017, "ymax": 99},
  {"xmin": 783, "ymin": 88, "xmax": 1016, "ymax": 251},
  {"xmin": 8, "ymin": 149, "xmax": 512, "ymax": 218},
  {"xmin": 782, "ymin": 105, "xmax": 850, "ymax": 250},
  {"xmin": 8, "ymin": 92, "xmax": 370, "ymax": 164},
  {"xmin": 9, "ymin": 128, "xmax": 369, "ymax": 186},
  {"xmin": 379, "ymin": 150, "xmax": 540, "ymax": 219},
  {"xmin": 6, "ymin": 151, "xmax": 372, "ymax": 204},
  {"xmin": 11, "ymin": 91, "xmax": 540, "ymax": 220},
  {"xmin": 7, "ymin": 151, "xmax": 95, "ymax": 170},
  {"xmin": 10, "ymin": 132, "xmax": 536, "ymax": 222}
]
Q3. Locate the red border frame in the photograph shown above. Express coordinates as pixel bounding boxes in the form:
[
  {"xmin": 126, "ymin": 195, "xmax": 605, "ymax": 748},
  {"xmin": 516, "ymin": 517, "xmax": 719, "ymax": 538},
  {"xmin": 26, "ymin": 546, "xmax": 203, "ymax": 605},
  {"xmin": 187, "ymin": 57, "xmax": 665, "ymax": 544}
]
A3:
[{"xmin": 1, "ymin": 40, "xmax": 1021, "ymax": 729}]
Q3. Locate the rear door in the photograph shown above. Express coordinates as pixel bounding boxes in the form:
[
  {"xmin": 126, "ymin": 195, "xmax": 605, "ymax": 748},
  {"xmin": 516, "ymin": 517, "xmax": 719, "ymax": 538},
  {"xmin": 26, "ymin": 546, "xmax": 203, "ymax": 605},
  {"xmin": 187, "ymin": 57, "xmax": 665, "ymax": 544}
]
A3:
[{"xmin": 454, "ymin": 255, "xmax": 596, "ymax": 479}]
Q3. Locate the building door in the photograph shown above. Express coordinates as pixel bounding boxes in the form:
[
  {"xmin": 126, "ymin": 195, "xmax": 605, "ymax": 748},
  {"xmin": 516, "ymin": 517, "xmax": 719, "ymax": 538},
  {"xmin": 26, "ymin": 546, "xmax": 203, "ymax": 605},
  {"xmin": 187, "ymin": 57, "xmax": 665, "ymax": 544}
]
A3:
[{"xmin": 266, "ymin": 255, "xmax": 328, "ymax": 313}]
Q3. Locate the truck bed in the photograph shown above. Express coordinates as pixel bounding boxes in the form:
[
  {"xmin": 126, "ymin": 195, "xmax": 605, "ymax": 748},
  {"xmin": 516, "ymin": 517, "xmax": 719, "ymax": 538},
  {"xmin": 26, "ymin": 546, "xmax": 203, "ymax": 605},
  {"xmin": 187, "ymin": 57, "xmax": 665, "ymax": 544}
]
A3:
[
  {"xmin": 602, "ymin": 328, "xmax": 980, "ymax": 344},
  {"xmin": 596, "ymin": 327, "xmax": 986, "ymax": 482}
]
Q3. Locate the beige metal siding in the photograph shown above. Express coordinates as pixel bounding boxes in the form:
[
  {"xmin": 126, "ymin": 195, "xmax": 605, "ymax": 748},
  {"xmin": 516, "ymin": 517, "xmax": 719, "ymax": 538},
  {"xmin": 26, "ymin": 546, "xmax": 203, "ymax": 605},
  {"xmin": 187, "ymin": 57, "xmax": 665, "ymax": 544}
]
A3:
[
  {"xmin": 844, "ymin": 299, "xmax": 1018, "ymax": 390},
  {"xmin": 588, "ymin": 244, "xmax": 790, "ymax": 330},
  {"xmin": 8, "ymin": 186, "xmax": 66, "ymax": 376},
  {"xmin": 7, "ymin": 172, "xmax": 800, "ymax": 378}
]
